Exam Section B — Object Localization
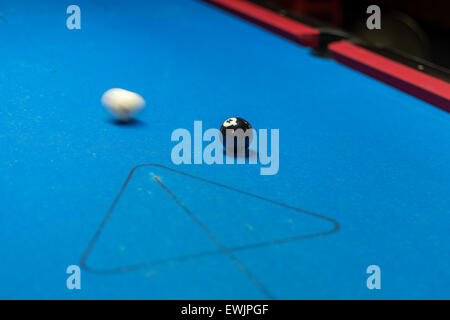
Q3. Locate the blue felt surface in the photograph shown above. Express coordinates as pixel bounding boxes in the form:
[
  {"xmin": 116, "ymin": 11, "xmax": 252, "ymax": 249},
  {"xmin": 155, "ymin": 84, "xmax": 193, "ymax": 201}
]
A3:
[{"xmin": 0, "ymin": 0, "xmax": 449, "ymax": 299}]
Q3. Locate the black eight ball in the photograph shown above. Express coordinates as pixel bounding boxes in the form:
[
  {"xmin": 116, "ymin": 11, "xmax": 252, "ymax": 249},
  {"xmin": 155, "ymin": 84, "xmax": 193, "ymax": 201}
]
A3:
[{"xmin": 220, "ymin": 117, "xmax": 253, "ymax": 152}]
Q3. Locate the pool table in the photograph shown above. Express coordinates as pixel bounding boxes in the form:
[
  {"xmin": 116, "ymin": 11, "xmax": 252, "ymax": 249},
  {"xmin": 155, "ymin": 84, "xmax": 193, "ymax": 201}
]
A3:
[{"xmin": 1, "ymin": 0, "xmax": 449, "ymax": 300}]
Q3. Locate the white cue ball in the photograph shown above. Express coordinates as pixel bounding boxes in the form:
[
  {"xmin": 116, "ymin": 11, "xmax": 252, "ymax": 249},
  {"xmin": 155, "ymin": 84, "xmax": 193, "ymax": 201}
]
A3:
[{"xmin": 101, "ymin": 88, "xmax": 146, "ymax": 122}]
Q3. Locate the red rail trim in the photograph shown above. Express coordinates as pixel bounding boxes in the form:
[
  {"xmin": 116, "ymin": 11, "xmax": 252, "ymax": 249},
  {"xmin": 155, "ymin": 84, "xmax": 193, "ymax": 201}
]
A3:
[
  {"xmin": 329, "ymin": 41, "xmax": 450, "ymax": 112},
  {"xmin": 203, "ymin": 0, "xmax": 320, "ymax": 48}
]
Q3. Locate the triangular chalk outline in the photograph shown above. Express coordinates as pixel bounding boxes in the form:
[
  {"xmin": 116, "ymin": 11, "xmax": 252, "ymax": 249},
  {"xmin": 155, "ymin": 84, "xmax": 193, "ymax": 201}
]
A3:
[{"xmin": 81, "ymin": 164, "xmax": 339, "ymax": 274}]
